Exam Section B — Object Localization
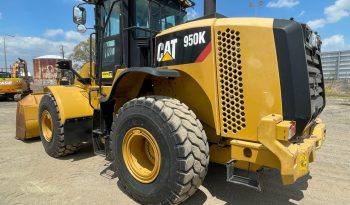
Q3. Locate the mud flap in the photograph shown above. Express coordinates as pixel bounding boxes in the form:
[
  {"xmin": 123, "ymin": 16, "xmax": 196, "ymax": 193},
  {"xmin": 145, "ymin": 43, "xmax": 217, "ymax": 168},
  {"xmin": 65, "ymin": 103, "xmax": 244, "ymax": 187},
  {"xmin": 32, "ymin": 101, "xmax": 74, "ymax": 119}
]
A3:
[{"xmin": 63, "ymin": 117, "xmax": 93, "ymax": 145}]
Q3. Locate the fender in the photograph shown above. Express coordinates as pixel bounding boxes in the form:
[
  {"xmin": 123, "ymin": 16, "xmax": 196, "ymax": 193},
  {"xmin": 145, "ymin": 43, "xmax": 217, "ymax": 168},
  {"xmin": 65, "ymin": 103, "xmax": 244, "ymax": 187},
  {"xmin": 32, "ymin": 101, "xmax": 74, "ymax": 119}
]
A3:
[
  {"xmin": 46, "ymin": 85, "xmax": 94, "ymax": 124},
  {"xmin": 102, "ymin": 67, "xmax": 180, "ymax": 103},
  {"xmin": 46, "ymin": 85, "xmax": 94, "ymax": 144}
]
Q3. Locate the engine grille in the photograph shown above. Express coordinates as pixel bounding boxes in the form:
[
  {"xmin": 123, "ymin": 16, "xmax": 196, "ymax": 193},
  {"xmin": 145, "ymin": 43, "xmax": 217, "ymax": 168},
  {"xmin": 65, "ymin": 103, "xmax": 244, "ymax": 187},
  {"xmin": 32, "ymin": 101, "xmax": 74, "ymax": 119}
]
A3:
[
  {"xmin": 216, "ymin": 28, "xmax": 246, "ymax": 135},
  {"xmin": 273, "ymin": 20, "xmax": 326, "ymax": 135},
  {"xmin": 304, "ymin": 36, "xmax": 325, "ymax": 118}
]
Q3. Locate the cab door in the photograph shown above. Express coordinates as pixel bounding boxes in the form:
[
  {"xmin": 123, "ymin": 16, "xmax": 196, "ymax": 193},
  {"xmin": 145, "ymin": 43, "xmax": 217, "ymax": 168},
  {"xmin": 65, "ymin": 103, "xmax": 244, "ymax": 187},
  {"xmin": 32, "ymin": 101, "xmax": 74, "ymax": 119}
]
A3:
[{"xmin": 99, "ymin": 1, "xmax": 122, "ymax": 84}]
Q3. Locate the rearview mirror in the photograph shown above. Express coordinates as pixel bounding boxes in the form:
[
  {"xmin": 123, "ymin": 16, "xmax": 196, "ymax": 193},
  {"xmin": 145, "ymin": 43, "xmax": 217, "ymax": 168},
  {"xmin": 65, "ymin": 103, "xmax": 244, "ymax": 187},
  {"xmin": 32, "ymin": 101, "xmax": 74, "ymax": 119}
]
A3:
[
  {"xmin": 77, "ymin": 24, "xmax": 87, "ymax": 33},
  {"xmin": 73, "ymin": 6, "xmax": 86, "ymax": 25}
]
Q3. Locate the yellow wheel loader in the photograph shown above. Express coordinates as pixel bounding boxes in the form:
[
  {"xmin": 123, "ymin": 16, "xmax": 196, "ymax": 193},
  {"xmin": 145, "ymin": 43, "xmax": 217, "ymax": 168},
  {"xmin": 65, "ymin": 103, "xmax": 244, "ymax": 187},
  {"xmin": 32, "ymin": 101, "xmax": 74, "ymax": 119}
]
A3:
[
  {"xmin": 0, "ymin": 58, "xmax": 31, "ymax": 101},
  {"xmin": 19, "ymin": 0, "xmax": 326, "ymax": 204}
]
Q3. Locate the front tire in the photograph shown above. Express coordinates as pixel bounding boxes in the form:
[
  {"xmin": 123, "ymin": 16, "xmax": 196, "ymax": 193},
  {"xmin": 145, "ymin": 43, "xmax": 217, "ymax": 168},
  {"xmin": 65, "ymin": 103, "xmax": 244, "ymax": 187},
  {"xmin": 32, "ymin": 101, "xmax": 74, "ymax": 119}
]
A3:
[
  {"xmin": 112, "ymin": 96, "xmax": 209, "ymax": 205},
  {"xmin": 38, "ymin": 94, "xmax": 80, "ymax": 157}
]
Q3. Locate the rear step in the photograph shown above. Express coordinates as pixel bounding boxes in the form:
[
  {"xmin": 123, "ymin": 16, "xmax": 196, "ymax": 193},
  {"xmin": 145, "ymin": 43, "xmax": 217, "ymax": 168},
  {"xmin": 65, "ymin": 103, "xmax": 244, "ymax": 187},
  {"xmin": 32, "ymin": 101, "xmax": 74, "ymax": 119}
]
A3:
[{"xmin": 226, "ymin": 160, "xmax": 262, "ymax": 191}]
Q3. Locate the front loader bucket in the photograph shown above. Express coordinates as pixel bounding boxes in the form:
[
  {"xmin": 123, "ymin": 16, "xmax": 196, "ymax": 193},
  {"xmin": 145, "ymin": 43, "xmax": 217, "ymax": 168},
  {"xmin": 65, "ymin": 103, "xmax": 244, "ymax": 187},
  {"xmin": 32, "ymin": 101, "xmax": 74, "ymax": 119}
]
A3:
[{"xmin": 16, "ymin": 93, "xmax": 44, "ymax": 140}]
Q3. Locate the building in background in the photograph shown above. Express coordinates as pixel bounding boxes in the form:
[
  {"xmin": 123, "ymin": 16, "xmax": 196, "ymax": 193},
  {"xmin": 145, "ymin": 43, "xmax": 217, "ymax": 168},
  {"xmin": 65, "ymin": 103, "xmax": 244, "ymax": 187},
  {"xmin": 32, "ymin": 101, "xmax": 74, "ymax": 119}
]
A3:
[
  {"xmin": 33, "ymin": 55, "xmax": 70, "ymax": 85},
  {"xmin": 321, "ymin": 50, "xmax": 350, "ymax": 80}
]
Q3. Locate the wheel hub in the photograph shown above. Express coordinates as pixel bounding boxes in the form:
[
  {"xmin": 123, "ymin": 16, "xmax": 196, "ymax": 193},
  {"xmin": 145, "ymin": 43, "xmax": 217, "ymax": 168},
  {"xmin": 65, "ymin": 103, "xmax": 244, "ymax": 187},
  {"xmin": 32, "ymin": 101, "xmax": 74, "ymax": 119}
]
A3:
[
  {"xmin": 122, "ymin": 127, "xmax": 161, "ymax": 184},
  {"xmin": 41, "ymin": 110, "xmax": 53, "ymax": 142}
]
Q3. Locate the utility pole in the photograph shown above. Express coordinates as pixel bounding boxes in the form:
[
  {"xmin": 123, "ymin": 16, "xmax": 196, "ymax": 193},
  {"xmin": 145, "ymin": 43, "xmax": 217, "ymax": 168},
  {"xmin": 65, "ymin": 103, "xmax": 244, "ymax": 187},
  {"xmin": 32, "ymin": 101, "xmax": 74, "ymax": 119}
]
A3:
[
  {"xmin": 2, "ymin": 37, "xmax": 5, "ymax": 70},
  {"xmin": 2, "ymin": 35, "xmax": 15, "ymax": 71},
  {"xmin": 249, "ymin": 0, "xmax": 264, "ymax": 17},
  {"xmin": 60, "ymin": 45, "xmax": 65, "ymax": 59}
]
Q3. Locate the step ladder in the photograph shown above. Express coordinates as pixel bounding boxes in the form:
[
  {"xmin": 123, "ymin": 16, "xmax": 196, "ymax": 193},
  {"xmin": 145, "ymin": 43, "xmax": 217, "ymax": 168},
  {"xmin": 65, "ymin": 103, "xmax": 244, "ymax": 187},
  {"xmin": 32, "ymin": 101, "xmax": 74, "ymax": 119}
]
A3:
[
  {"xmin": 92, "ymin": 129, "xmax": 112, "ymax": 160},
  {"xmin": 226, "ymin": 160, "xmax": 262, "ymax": 191}
]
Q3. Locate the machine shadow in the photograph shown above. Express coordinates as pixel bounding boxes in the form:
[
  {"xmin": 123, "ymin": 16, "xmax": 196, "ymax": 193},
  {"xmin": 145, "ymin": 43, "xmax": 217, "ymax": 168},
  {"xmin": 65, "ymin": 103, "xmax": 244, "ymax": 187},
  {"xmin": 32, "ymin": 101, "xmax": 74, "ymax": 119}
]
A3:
[
  {"xmin": 21, "ymin": 137, "xmax": 41, "ymax": 144},
  {"xmin": 116, "ymin": 178, "xmax": 208, "ymax": 205},
  {"xmin": 100, "ymin": 161, "xmax": 117, "ymax": 180},
  {"xmin": 0, "ymin": 96, "xmax": 12, "ymax": 102},
  {"xmin": 20, "ymin": 136, "xmax": 95, "ymax": 162},
  {"xmin": 184, "ymin": 163, "xmax": 310, "ymax": 205}
]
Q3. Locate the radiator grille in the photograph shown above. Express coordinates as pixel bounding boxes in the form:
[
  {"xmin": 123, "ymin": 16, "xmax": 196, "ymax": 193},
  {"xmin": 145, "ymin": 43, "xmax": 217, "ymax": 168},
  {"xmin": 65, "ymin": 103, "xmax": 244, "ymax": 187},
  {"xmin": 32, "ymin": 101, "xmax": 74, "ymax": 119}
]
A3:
[
  {"xmin": 305, "ymin": 45, "xmax": 325, "ymax": 118},
  {"xmin": 216, "ymin": 28, "xmax": 246, "ymax": 134}
]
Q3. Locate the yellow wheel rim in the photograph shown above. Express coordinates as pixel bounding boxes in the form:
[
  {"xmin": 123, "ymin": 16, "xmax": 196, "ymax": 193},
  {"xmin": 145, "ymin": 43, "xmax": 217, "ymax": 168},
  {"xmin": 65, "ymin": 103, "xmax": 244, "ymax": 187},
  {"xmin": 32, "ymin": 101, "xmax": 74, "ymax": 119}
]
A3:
[
  {"xmin": 41, "ymin": 110, "xmax": 53, "ymax": 142},
  {"xmin": 122, "ymin": 127, "xmax": 161, "ymax": 184}
]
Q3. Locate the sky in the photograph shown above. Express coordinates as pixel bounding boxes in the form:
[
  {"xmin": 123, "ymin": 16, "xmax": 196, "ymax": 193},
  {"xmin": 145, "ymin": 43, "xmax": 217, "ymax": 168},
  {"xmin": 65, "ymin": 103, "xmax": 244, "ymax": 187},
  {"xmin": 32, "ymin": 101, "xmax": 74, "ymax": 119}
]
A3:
[{"xmin": 0, "ymin": 0, "xmax": 350, "ymax": 73}]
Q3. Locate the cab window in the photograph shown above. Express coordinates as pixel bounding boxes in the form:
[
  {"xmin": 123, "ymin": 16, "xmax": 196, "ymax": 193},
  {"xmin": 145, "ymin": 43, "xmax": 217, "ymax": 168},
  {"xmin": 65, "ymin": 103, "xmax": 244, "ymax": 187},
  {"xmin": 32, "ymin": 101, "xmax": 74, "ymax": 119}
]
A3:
[
  {"xmin": 134, "ymin": 0, "xmax": 187, "ymax": 37},
  {"xmin": 101, "ymin": 1, "xmax": 121, "ymax": 69}
]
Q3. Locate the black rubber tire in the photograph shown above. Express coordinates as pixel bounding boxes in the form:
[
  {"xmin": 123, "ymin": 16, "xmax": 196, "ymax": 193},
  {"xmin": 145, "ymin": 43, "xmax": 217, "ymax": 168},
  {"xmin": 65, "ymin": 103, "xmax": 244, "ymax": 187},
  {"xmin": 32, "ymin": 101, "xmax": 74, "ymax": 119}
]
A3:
[
  {"xmin": 38, "ymin": 94, "xmax": 80, "ymax": 158},
  {"xmin": 111, "ymin": 96, "xmax": 210, "ymax": 205},
  {"xmin": 5, "ymin": 94, "xmax": 15, "ymax": 101}
]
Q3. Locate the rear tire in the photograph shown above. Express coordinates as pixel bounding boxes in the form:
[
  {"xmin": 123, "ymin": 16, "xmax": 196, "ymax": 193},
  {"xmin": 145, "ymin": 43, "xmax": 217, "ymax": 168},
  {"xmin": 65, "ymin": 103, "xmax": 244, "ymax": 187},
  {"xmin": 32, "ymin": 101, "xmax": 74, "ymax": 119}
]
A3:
[
  {"xmin": 5, "ymin": 94, "xmax": 14, "ymax": 101},
  {"xmin": 38, "ymin": 94, "xmax": 80, "ymax": 158},
  {"xmin": 112, "ymin": 96, "xmax": 209, "ymax": 205}
]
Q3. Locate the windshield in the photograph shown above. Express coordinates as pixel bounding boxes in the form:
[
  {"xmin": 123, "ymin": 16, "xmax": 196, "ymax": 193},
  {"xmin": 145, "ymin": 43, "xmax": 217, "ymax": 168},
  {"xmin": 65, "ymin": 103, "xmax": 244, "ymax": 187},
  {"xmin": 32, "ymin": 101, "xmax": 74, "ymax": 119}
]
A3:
[{"xmin": 135, "ymin": 0, "xmax": 187, "ymax": 37}]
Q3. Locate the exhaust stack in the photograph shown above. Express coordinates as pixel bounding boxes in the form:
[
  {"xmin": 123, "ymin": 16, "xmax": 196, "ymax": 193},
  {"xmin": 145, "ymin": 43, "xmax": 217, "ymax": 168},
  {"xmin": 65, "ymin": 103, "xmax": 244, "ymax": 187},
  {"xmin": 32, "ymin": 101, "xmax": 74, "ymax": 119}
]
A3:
[{"xmin": 204, "ymin": 0, "xmax": 217, "ymax": 16}]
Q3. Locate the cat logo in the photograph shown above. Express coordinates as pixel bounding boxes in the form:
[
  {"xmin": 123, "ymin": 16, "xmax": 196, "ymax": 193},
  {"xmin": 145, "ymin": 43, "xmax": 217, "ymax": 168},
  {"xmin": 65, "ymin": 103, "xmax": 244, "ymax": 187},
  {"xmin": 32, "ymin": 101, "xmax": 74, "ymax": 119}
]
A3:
[{"xmin": 157, "ymin": 39, "xmax": 178, "ymax": 62}]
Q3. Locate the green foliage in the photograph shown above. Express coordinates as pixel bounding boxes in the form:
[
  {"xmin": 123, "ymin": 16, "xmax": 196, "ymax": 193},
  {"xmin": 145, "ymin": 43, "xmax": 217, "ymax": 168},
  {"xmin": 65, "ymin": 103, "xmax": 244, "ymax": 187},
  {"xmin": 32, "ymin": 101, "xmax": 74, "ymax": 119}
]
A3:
[
  {"xmin": 69, "ymin": 38, "xmax": 95, "ymax": 69},
  {"xmin": 325, "ymin": 80, "xmax": 350, "ymax": 97}
]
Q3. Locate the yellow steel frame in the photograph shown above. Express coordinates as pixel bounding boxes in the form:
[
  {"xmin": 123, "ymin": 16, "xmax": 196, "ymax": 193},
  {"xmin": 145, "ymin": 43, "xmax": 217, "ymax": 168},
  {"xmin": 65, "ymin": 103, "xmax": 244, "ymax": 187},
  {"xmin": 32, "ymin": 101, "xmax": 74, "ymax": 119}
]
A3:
[{"xmin": 19, "ymin": 17, "xmax": 326, "ymax": 187}]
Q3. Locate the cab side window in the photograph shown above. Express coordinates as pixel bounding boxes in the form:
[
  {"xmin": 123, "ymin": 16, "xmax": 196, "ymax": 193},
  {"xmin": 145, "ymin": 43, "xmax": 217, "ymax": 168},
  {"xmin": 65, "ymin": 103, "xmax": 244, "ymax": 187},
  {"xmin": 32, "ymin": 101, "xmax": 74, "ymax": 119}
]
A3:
[{"xmin": 101, "ymin": 2, "xmax": 121, "ymax": 68}]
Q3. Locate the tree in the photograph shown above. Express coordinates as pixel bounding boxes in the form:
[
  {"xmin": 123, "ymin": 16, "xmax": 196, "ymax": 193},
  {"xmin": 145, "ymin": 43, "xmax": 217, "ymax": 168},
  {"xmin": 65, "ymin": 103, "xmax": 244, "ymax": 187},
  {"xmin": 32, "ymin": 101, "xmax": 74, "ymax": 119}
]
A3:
[{"xmin": 69, "ymin": 38, "xmax": 95, "ymax": 70}]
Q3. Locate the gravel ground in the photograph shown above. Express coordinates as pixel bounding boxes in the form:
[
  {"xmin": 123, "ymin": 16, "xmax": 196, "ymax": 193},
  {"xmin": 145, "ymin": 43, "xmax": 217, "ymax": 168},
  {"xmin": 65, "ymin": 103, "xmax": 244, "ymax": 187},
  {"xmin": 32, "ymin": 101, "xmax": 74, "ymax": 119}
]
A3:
[{"xmin": 0, "ymin": 96, "xmax": 349, "ymax": 205}]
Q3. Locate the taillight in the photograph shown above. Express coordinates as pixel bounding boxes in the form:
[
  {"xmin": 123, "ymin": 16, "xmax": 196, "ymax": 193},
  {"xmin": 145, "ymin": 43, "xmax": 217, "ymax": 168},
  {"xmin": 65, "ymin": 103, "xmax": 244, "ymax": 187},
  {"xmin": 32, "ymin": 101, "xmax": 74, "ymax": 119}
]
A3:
[
  {"xmin": 288, "ymin": 121, "xmax": 296, "ymax": 140},
  {"xmin": 277, "ymin": 120, "xmax": 297, "ymax": 141}
]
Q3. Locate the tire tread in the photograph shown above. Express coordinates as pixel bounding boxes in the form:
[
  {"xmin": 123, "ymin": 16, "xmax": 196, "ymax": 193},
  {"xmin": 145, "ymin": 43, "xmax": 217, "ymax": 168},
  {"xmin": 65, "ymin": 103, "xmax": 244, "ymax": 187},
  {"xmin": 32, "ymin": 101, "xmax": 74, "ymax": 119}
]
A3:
[
  {"xmin": 113, "ymin": 96, "xmax": 209, "ymax": 205},
  {"xmin": 39, "ymin": 94, "xmax": 80, "ymax": 158}
]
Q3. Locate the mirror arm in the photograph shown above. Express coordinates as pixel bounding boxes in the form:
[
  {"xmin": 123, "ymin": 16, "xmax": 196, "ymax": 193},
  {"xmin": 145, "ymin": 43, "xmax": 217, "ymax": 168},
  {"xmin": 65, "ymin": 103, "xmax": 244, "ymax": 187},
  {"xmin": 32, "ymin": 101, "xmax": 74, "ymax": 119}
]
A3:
[{"xmin": 76, "ymin": 2, "xmax": 93, "ymax": 7}]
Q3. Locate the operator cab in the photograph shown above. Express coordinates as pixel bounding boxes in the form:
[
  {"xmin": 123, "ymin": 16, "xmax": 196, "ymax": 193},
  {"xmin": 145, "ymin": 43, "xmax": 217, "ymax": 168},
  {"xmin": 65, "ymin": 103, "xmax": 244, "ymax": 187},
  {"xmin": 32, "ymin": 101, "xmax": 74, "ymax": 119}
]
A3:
[{"xmin": 73, "ymin": 0, "xmax": 192, "ymax": 85}]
